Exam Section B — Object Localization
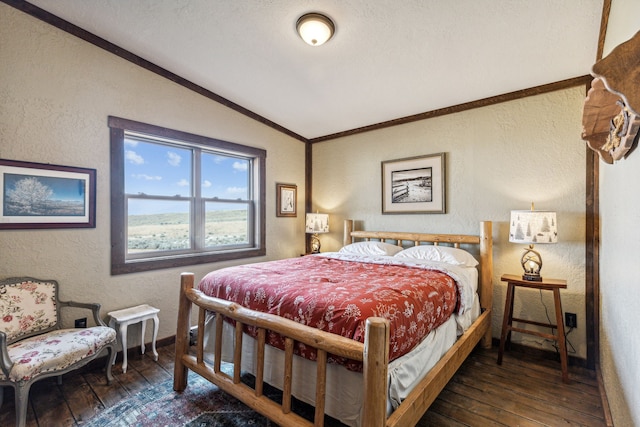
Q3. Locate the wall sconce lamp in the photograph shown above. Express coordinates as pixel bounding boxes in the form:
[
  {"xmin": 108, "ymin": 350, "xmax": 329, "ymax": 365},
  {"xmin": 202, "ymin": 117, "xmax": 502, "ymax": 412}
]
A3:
[
  {"xmin": 509, "ymin": 204, "xmax": 558, "ymax": 281},
  {"xmin": 296, "ymin": 13, "xmax": 335, "ymax": 46},
  {"xmin": 305, "ymin": 213, "xmax": 329, "ymax": 253}
]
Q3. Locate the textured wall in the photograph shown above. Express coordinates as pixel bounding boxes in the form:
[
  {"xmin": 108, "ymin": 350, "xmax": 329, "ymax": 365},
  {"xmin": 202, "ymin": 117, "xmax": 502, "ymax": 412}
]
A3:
[
  {"xmin": 0, "ymin": 5, "xmax": 306, "ymax": 348},
  {"xmin": 313, "ymin": 88, "xmax": 588, "ymax": 359},
  {"xmin": 600, "ymin": 135, "xmax": 640, "ymax": 427},
  {"xmin": 598, "ymin": 0, "xmax": 640, "ymax": 424}
]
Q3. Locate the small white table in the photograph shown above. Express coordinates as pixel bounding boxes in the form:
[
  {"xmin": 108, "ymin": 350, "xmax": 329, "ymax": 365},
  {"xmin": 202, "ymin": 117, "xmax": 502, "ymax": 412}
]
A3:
[{"xmin": 108, "ymin": 304, "xmax": 160, "ymax": 373}]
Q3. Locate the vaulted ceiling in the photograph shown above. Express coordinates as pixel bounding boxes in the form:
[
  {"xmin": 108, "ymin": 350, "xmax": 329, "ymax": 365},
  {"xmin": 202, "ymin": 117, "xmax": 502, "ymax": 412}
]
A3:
[{"xmin": 22, "ymin": 0, "xmax": 605, "ymax": 141}]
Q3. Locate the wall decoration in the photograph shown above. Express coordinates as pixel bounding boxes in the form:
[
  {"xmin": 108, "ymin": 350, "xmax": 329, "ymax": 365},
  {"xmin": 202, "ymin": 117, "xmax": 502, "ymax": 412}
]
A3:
[
  {"xmin": 276, "ymin": 183, "xmax": 297, "ymax": 217},
  {"xmin": 381, "ymin": 153, "xmax": 446, "ymax": 214},
  {"xmin": 583, "ymin": 30, "xmax": 640, "ymax": 163},
  {"xmin": 0, "ymin": 159, "xmax": 96, "ymax": 229}
]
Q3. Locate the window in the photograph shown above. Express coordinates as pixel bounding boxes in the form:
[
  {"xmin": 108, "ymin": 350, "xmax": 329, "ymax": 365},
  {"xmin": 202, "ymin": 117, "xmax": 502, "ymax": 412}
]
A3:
[{"xmin": 109, "ymin": 116, "xmax": 266, "ymax": 274}]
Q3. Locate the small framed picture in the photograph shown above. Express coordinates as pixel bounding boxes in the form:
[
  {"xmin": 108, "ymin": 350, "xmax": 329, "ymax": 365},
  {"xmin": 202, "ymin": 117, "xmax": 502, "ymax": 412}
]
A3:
[
  {"xmin": 381, "ymin": 152, "xmax": 446, "ymax": 214},
  {"xmin": 276, "ymin": 183, "xmax": 297, "ymax": 217},
  {"xmin": 0, "ymin": 159, "xmax": 96, "ymax": 229}
]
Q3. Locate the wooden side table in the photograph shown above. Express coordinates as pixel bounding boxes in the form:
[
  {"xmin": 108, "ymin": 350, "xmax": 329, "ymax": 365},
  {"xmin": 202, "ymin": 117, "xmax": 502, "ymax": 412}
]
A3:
[
  {"xmin": 497, "ymin": 274, "xmax": 569, "ymax": 383},
  {"xmin": 108, "ymin": 304, "xmax": 160, "ymax": 373}
]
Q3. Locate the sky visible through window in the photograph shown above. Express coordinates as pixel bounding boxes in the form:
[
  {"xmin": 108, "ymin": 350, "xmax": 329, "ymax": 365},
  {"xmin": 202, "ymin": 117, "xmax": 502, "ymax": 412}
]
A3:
[{"xmin": 124, "ymin": 138, "xmax": 248, "ymax": 215}]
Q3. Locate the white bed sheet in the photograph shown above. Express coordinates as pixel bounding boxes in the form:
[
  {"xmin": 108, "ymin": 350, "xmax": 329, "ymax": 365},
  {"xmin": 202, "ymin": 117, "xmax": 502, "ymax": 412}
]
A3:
[{"xmin": 202, "ymin": 293, "xmax": 480, "ymax": 427}]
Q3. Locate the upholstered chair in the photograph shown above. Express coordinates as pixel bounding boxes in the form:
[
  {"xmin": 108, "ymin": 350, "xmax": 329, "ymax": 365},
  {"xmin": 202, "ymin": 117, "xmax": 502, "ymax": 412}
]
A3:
[{"xmin": 0, "ymin": 277, "xmax": 116, "ymax": 427}]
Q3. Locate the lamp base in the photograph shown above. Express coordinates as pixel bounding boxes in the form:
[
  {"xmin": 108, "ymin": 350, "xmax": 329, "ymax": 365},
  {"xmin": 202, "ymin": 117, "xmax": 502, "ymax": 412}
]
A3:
[
  {"xmin": 520, "ymin": 245, "xmax": 543, "ymax": 282},
  {"xmin": 310, "ymin": 234, "xmax": 321, "ymax": 253}
]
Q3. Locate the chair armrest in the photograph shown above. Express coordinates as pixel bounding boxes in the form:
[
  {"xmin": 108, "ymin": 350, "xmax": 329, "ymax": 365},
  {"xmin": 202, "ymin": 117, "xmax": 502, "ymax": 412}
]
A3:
[
  {"xmin": 0, "ymin": 331, "xmax": 14, "ymax": 377},
  {"xmin": 59, "ymin": 300, "xmax": 108, "ymax": 327}
]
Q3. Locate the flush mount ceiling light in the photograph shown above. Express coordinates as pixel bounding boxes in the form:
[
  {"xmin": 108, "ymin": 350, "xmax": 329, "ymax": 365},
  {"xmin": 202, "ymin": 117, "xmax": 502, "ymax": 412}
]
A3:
[{"xmin": 296, "ymin": 13, "xmax": 335, "ymax": 46}]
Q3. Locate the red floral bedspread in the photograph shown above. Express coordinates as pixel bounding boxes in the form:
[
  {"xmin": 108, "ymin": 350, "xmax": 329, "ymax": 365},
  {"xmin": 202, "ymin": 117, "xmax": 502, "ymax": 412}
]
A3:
[{"xmin": 198, "ymin": 255, "xmax": 458, "ymax": 370}]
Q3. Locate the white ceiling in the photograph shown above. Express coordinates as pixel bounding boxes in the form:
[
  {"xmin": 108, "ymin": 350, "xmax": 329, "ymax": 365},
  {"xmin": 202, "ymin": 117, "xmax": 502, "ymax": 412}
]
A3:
[{"xmin": 27, "ymin": 0, "xmax": 604, "ymax": 140}]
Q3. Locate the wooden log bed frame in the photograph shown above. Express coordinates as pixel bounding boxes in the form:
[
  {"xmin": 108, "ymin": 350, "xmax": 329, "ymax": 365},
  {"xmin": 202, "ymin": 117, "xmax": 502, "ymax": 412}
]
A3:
[{"xmin": 174, "ymin": 220, "xmax": 493, "ymax": 427}]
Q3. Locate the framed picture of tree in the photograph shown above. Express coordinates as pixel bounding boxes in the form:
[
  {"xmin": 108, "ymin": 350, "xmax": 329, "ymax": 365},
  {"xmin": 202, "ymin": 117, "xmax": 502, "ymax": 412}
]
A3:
[{"xmin": 0, "ymin": 159, "xmax": 96, "ymax": 229}]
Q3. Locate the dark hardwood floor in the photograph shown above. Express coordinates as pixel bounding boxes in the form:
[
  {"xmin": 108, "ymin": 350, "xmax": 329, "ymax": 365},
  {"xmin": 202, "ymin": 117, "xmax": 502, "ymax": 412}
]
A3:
[{"xmin": 0, "ymin": 344, "xmax": 608, "ymax": 426}]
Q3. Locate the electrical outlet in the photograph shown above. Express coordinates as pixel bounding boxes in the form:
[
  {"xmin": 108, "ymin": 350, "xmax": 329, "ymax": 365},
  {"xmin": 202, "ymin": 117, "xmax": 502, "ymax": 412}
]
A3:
[
  {"xmin": 565, "ymin": 312, "xmax": 577, "ymax": 328},
  {"xmin": 189, "ymin": 326, "xmax": 198, "ymax": 346},
  {"xmin": 75, "ymin": 317, "xmax": 87, "ymax": 328}
]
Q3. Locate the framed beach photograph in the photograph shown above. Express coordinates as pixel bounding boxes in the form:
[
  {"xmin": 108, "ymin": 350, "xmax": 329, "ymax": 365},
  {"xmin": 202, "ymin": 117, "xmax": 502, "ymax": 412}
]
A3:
[
  {"xmin": 381, "ymin": 152, "xmax": 446, "ymax": 214},
  {"xmin": 0, "ymin": 159, "xmax": 96, "ymax": 229},
  {"xmin": 276, "ymin": 183, "xmax": 297, "ymax": 217}
]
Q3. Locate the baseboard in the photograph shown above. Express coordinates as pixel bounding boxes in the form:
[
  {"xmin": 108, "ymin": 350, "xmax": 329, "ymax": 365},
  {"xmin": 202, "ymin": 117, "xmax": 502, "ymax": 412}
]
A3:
[
  {"xmin": 119, "ymin": 335, "xmax": 176, "ymax": 358},
  {"xmin": 596, "ymin": 364, "xmax": 615, "ymax": 427},
  {"xmin": 155, "ymin": 335, "xmax": 176, "ymax": 348}
]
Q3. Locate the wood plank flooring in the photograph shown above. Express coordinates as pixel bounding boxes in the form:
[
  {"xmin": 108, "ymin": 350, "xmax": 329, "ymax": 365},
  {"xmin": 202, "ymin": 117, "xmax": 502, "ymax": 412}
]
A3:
[{"xmin": 0, "ymin": 344, "xmax": 607, "ymax": 426}]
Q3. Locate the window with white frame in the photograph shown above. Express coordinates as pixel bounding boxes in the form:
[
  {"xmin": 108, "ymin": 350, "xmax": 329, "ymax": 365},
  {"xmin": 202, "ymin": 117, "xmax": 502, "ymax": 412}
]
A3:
[{"xmin": 108, "ymin": 116, "xmax": 265, "ymax": 274}]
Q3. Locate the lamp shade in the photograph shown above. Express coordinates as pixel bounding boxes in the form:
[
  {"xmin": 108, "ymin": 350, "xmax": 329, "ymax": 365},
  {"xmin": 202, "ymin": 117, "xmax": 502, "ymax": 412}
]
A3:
[
  {"xmin": 305, "ymin": 213, "xmax": 329, "ymax": 234},
  {"xmin": 296, "ymin": 13, "xmax": 335, "ymax": 46},
  {"xmin": 509, "ymin": 210, "xmax": 557, "ymax": 244}
]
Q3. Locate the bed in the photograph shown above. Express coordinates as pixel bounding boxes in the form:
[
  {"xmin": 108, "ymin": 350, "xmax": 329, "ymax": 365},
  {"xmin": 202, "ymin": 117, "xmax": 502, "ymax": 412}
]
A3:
[{"xmin": 174, "ymin": 220, "xmax": 493, "ymax": 427}]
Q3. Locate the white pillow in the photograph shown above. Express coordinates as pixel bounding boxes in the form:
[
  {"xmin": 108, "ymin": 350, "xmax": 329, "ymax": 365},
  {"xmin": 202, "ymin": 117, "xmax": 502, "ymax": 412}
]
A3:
[
  {"xmin": 339, "ymin": 241, "xmax": 403, "ymax": 257},
  {"xmin": 394, "ymin": 245, "xmax": 479, "ymax": 267}
]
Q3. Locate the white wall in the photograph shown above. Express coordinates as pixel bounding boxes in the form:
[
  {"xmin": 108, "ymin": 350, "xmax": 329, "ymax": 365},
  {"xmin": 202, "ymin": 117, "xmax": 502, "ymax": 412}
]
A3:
[
  {"xmin": 600, "ymin": 151, "xmax": 640, "ymax": 426},
  {"xmin": 598, "ymin": 0, "xmax": 640, "ymax": 424},
  {"xmin": 313, "ymin": 88, "xmax": 588, "ymax": 359},
  {"xmin": 0, "ymin": 5, "xmax": 306, "ymax": 348}
]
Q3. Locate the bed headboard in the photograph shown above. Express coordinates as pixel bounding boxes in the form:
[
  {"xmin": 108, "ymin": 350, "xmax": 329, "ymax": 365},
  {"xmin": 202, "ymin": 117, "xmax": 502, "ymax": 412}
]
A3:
[{"xmin": 342, "ymin": 219, "xmax": 494, "ymax": 346}]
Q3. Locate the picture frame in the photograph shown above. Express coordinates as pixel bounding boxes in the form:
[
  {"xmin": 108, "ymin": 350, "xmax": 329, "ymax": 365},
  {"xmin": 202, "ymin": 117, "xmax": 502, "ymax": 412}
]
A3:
[
  {"xmin": 381, "ymin": 152, "xmax": 446, "ymax": 214},
  {"xmin": 0, "ymin": 159, "xmax": 96, "ymax": 229},
  {"xmin": 276, "ymin": 183, "xmax": 297, "ymax": 217}
]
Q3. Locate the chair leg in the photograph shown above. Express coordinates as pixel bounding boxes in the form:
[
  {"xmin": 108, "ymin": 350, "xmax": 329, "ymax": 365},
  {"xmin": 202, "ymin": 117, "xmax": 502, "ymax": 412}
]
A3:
[
  {"xmin": 104, "ymin": 344, "xmax": 116, "ymax": 384},
  {"xmin": 15, "ymin": 382, "xmax": 32, "ymax": 427}
]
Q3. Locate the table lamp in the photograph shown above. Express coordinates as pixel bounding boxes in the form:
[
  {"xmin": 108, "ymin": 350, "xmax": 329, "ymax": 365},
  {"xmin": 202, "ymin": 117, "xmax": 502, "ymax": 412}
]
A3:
[
  {"xmin": 305, "ymin": 213, "xmax": 329, "ymax": 253},
  {"xmin": 509, "ymin": 205, "xmax": 557, "ymax": 281}
]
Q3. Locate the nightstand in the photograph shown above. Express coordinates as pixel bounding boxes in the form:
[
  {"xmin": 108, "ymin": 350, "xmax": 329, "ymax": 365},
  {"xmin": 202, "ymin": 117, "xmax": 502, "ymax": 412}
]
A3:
[{"xmin": 497, "ymin": 274, "xmax": 569, "ymax": 383}]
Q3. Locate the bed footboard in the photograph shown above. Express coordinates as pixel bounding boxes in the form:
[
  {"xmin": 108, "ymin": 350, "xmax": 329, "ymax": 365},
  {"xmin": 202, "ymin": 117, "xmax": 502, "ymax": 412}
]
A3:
[{"xmin": 174, "ymin": 272, "xmax": 390, "ymax": 427}]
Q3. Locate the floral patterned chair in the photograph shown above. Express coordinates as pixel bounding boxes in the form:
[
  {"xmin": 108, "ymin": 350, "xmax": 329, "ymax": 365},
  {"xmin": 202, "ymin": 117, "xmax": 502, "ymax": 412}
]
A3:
[{"xmin": 0, "ymin": 277, "xmax": 116, "ymax": 427}]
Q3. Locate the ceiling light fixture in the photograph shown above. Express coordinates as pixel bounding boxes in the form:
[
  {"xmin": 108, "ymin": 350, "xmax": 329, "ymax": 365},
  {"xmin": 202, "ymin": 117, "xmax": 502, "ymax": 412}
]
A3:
[{"xmin": 296, "ymin": 13, "xmax": 335, "ymax": 46}]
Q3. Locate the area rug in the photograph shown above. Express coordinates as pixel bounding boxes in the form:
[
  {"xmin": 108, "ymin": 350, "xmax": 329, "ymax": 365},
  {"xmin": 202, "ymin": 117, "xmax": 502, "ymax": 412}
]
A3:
[{"xmin": 84, "ymin": 368, "xmax": 345, "ymax": 427}]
